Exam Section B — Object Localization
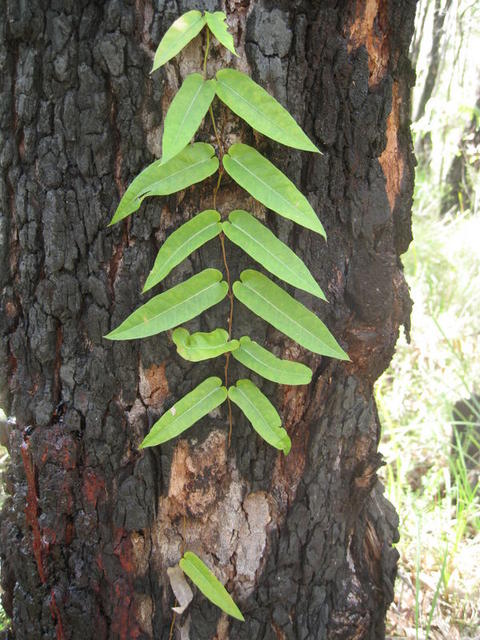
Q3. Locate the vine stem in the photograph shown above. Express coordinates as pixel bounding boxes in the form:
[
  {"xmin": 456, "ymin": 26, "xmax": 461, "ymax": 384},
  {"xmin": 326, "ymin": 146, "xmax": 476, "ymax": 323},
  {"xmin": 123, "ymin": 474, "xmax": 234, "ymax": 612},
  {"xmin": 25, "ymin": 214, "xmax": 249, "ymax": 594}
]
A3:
[
  {"xmin": 168, "ymin": 612, "xmax": 176, "ymax": 640},
  {"xmin": 209, "ymin": 93, "xmax": 234, "ymax": 447},
  {"xmin": 169, "ymin": 515, "xmax": 187, "ymax": 638}
]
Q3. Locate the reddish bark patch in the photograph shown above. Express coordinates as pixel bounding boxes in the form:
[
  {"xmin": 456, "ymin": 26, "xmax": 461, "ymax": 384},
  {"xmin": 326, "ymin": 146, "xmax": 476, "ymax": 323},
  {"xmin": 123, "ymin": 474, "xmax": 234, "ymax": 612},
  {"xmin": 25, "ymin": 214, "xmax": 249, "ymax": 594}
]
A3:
[
  {"xmin": 20, "ymin": 438, "xmax": 46, "ymax": 584},
  {"xmin": 139, "ymin": 362, "xmax": 169, "ymax": 406},
  {"xmin": 379, "ymin": 80, "xmax": 403, "ymax": 212},
  {"xmin": 114, "ymin": 528, "xmax": 136, "ymax": 574},
  {"xmin": 83, "ymin": 468, "xmax": 106, "ymax": 508},
  {"xmin": 50, "ymin": 589, "xmax": 66, "ymax": 640},
  {"xmin": 111, "ymin": 530, "xmax": 142, "ymax": 640},
  {"xmin": 346, "ymin": 0, "xmax": 390, "ymax": 87},
  {"xmin": 110, "ymin": 578, "xmax": 142, "ymax": 640},
  {"xmin": 5, "ymin": 301, "xmax": 16, "ymax": 318}
]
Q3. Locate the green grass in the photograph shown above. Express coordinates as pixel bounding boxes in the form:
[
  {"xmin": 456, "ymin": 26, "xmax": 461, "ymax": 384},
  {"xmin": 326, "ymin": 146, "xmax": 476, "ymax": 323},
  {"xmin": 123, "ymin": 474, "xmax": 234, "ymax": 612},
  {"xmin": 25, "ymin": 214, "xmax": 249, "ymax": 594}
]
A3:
[
  {"xmin": 377, "ymin": 172, "xmax": 480, "ymax": 638},
  {"xmin": 0, "ymin": 605, "xmax": 9, "ymax": 633}
]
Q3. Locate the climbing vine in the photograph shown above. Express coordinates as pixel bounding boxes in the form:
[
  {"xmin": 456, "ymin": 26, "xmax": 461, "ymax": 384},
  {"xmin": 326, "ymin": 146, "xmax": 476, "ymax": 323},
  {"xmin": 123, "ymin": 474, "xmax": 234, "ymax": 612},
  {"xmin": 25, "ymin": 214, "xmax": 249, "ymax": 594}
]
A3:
[{"xmin": 106, "ymin": 9, "xmax": 348, "ymax": 623}]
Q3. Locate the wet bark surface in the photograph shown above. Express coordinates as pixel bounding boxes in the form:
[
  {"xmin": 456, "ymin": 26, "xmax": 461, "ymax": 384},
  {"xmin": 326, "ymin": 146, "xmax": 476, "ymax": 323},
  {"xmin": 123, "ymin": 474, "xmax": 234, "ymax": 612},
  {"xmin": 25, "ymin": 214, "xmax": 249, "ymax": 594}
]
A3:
[{"xmin": 0, "ymin": 1, "xmax": 416, "ymax": 638}]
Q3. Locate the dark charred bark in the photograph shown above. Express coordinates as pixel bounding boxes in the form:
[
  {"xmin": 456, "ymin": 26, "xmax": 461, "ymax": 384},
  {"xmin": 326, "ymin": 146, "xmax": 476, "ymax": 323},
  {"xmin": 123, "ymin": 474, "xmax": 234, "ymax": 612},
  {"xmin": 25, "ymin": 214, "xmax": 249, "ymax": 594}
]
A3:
[{"xmin": 0, "ymin": 1, "xmax": 415, "ymax": 639}]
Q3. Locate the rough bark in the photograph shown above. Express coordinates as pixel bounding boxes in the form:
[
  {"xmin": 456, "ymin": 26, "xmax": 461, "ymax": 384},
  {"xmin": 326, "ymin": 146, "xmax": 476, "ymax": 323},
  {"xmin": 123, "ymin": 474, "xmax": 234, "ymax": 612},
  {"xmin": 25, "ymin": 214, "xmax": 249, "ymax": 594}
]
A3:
[{"xmin": 0, "ymin": 1, "xmax": 416, "ymax": 639}]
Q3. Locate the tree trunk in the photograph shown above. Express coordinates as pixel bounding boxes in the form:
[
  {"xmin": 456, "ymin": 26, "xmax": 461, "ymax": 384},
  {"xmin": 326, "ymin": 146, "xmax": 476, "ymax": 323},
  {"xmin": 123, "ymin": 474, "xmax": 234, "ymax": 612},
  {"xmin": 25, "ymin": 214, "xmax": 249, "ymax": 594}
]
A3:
[
  {"xmin": 0, "ymin": 1, "xmax": 415, "ymax": 639},
  {"xmin": 440, "ymin": 84, "xmax": 480, "ymax": 215},
  {"xmin": 414, "ymin": 0, "xmax": 452, "ymax": 123}
]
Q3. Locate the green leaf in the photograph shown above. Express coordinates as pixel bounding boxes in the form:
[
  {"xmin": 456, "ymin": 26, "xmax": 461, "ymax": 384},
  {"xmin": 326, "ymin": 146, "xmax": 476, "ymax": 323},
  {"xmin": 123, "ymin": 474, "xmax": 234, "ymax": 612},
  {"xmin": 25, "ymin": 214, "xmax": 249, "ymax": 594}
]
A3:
[
  {"xmin": 140, "ymin": 377, "xmax": 227, "ymax": 448},
  {"xmin": 233, "ymin": 270, "xmax": 349, "ymax": 360},
  {"xmin": 152, "ymin": 10, "xmax": 206, "ymax": 72},
  {"xmin": 228, "ymin": 379, "xmax": 291, "ymax": 455},
  {"xmin": 109, "ymin": 143, "xmax": 219, "ymax": 225},
  {"xmin": 222, "ymin": 210, "xmax": 326, "ymax": 300},
  {"xmin": 105, "ymin": 269, "xmax": 228, "ymax": 341},
  {"xmin": 110, "ymin": 144, "xmax": 219, "ymax": 226},
  {"xmin": 172, "ymin": 327, "xmax": 239, "ymax": 362},
  {"xmin": 162, "ymin": 73, "xmax": 217, "ymax": 164},
  {"xmin": 216, "ymin": 69, "xmax": 318, "ymax": 152},
  {"xmin": 205, "ymin": 12, "xmax": 238, "ymax": 56},
  {"xmin": 223, "ymin": 144, "xmax": 325, "ymax": 237},
  {"xmin": 143, "ymin": 210, "xmax": 222, "ymax": 292},
  {"xmin": 179, "ymin": 551, "xmax": 244, "ymax": 621},
  {"xmin": 232, "ymin": 336, "xmax": 312, "ymax": 385}
]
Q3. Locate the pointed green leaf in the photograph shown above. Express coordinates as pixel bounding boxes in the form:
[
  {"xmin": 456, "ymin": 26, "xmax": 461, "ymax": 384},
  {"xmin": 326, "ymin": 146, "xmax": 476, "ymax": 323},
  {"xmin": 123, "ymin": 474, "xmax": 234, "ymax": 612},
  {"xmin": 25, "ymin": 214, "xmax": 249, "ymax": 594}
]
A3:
[
  {"xmin": 105, "ymin": 269, "xmax": 228, "ymax": 341},
  {"xmin": 152, "ymin": 10, "xmax": 206, "ymax": 72},
  {"xmin": 143, "ymin": 210, "xmax": 222, "ymax": 292},
  {"xmin": 179, "ymin": 551, "xmax": 244, "ymax": 621},
  {"xmin": 223, "ymin": 144, "xmax": 325, "ymax": 236},
  {"xmin": 109, "ymin": 143, "xmax": 219, "ymax": 225},
  {"xmin": 223, "ymin": 210, "xmax": 326, "ymax": 300},
  {"xmin": 162, "ymin": 73, "xmax": 217, "ymax": 164},
  {"xmin": 205, "ymin": 12, "xmax": 238, "ymax": 56},
  {"xmin": 172, "ymin": 327, "xmax": 239, "ymax": 362},
  {"xmin": 232, "ymin": 336, "xmax": 312, "ymax": 385},
  {"xmin": 140, "ymin": 377, "xmax": 227, "ymax": 448},
  {"xmin": 228, "ymin": 379, "xmax": 291, "ymax": 455},
  {"xmin": 216, "ymin": 69, "xmax": 318, "ymax": 152},
  {"xmin": 233, "ymin": 270, "xmax": 349, "ymax": 360}
]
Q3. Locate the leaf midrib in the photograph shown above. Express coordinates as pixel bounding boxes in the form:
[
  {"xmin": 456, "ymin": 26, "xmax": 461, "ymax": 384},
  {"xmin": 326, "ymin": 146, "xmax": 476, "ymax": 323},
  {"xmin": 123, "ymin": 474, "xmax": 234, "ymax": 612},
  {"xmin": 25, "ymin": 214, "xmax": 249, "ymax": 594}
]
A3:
[
  {"xmin": 137, "ymin": 154, "xmax": 216, "ymax": 201},
  {"xmin": 161, "ymin": 384, "xmax": 222, "ymax": 431},
  {"xmin": 235, "ymin": 386, "xmax": 284, "ymax": 444},
  {"xmin": 229, "ymin": 218, "xmax": 314, "ymax": 291},
  {"xmin": 217, "ymin": 76, "xmax": 296, "ymax": 141},
  {"xmin": 167, "ymin": 79, "xmax": 209, "ymax": 154},
  {"xmin": 240, "ymin": 277, "xmax": 328, "ymax": 349},
  {"xmin": 228, "ymin": 151, "xmax": 306, "ymax": 221},
  {"xmin": 127, "ymin": 279, "xmax": 222, "ymax": 333},
  {"xmin": 149, "ymin": 219, "xmax": 219, "ymax": 283},
  {"xmin": 156, "ymin": 13, "xmax": 205, "ymax": 65},
  {"xmin": 237, "ymin": 343, "xmax": 302, "ymax": 380},
  {"xmin": 182, "ymin": 339, "xmax": 233, "ymax": 352}
]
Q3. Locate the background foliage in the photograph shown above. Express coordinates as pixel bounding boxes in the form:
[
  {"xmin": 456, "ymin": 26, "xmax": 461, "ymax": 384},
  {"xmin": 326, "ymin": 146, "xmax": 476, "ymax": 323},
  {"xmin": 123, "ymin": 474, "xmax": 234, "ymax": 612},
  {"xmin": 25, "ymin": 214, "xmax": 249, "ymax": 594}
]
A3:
[{"xmin": 379, "ymin": 0, "xmax": 480, "ymax": 637}]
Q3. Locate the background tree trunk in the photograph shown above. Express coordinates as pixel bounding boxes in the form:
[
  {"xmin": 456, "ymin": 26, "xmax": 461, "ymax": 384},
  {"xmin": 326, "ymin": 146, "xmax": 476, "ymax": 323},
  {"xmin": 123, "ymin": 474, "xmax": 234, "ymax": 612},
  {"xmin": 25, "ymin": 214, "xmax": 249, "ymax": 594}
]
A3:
[
  {"xmin": 440, "ymin": 82, "xmax": 480, "ymax": 215},
  {"xmin": 0, "ymin": 1, "xmax": 415, "ymax": 639}
]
